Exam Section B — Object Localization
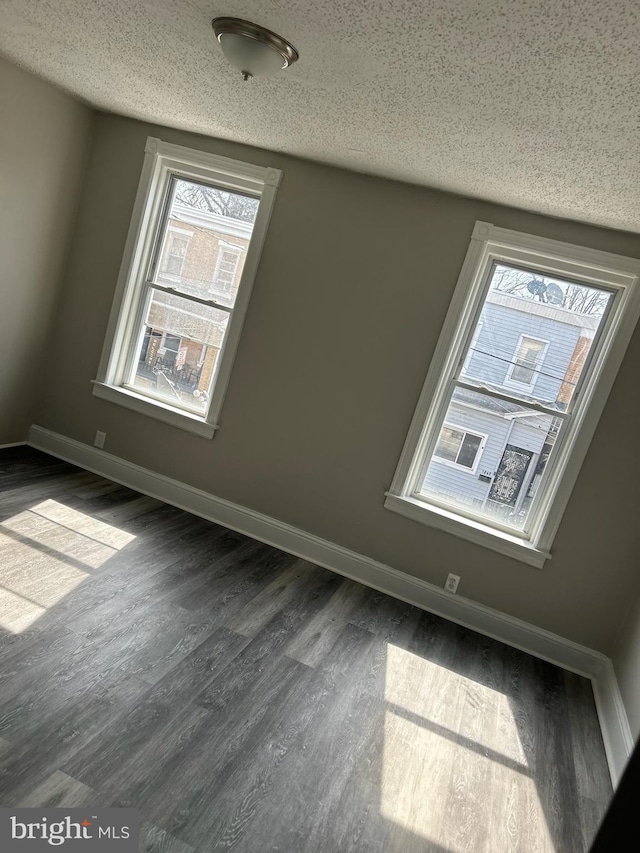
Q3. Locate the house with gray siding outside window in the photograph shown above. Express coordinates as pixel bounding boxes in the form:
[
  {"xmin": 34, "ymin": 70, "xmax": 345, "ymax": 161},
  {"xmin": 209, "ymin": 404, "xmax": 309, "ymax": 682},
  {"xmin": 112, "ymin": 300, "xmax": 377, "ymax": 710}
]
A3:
[{"xmin": 422, "ymin": 289, "xmax": 599, "ymax": 526}]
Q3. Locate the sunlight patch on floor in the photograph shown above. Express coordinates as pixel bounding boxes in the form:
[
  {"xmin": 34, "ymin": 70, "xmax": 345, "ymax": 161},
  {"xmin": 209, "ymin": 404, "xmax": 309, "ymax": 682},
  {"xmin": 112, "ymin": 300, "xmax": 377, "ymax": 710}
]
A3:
[
  {"xmin": 1, "ymin": 509, "xmax": 120, "ymax": 570},
  {"xmin": 384, "ymin": 643, "xmax": 529, "ymax": 764},
  {"xmin": 0, "ymin": 500, "xmax": 136, "ymax": 633},
  {"xmin": 381, "ymin": 643, "xmax": 554, "ymax": 851},
  {"xmin": 29, "ymin": 499, "xmax": 136, "ymax": 549},
  {"xmin": 0, "ymin": 586, "xmax": 48, "ymax": 632}
]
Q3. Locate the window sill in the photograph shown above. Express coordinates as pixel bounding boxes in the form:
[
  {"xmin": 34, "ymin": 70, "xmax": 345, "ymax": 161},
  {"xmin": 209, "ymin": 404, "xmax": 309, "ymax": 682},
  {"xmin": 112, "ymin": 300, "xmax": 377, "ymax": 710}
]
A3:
[
  {"xmin": 91, "ymin": 381, "xmax": 217, "ymax": 439},
  {"xmin": 384, "ymin": 493, "xmax": 550, "ymax": 568}
]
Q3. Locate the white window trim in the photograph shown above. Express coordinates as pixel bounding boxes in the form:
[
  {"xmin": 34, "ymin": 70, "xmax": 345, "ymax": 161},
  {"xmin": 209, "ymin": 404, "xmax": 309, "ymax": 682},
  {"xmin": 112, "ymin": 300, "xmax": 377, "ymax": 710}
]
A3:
[
  {"xmin": 385, "ymin": 221, "xmax": 640, "ymax": 568},
  {"xmin": 503, "ymin": 334, "xmax": 549, "ymax": 393},
  {"xmin": 93, "ymin": 137, "xmax": 281, "ymax": 438},
  {"xmin": 432, "ymin": 423, "xmax": 487, "ymax": 474}
]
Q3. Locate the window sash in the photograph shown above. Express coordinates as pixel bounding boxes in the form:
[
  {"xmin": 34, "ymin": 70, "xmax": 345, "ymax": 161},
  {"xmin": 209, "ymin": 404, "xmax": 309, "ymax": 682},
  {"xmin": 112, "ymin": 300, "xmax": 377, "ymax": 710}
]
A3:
[
  {"xmin": 142, "ymin": 280, "xmax": 234, "ymax": 313},
  {"xmin": 415, "ymin": 384, "xmax": 563, "ymax": 538}
]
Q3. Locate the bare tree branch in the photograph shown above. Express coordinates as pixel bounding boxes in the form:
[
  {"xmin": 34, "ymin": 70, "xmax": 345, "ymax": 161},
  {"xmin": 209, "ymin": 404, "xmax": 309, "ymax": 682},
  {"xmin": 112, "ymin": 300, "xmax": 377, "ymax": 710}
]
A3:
[
  {"xmin": 174, "ymin": 178, "xmax": 259, "ymax": 223},
  {"xmin": 492, "ymin": 265, "xmax": 608, "ymax": 316}
]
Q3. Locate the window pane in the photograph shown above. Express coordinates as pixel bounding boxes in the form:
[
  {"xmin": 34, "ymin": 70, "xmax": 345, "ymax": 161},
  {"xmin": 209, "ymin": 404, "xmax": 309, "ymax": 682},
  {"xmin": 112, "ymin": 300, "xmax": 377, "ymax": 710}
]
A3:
[
  {"xmin": 154, "ymin": 178, "xmax": 257, "ymax": 309},
  {"xmin": 460, "ymin": 263, "xmax": 613, "ymax": 409},
  {"xmin": 419, "ymin": 387, "xmax": 558, "ymax": 531},
  {"xmin": 129, "ymin": 289, "xmax": 229, "ymax": 412},
  {"xmin": 457, "ymin": 433, "xmax": 482, "ymax": 468},
  {"xmin": 434, "ymin": 427, "xmax": 462, "ymax": 462}
]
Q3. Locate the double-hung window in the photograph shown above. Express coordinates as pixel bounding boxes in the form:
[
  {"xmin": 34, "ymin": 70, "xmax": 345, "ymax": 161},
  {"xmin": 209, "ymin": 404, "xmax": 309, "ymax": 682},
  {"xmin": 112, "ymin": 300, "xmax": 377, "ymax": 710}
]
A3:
[
  {"xmin": 93, "ymin": 137, "xmax": 281, "ymax": 438},
  {"xmin": 385, "ymin": 222, "xmax": 640, "ymax": 566}
]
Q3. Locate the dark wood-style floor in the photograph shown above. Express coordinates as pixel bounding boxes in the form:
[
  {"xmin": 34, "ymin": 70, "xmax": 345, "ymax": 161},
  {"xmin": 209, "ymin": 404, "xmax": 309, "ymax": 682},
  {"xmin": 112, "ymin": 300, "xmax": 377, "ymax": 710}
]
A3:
[{"xmin": 0, "ymin": 447, "xmax": 612, "ymax": 852}]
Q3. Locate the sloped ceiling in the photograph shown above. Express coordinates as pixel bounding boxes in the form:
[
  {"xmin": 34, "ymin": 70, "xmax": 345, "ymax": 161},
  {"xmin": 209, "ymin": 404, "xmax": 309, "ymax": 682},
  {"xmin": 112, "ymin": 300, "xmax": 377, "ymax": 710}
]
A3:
[{"xmin": 1, "ymin": 0, "xmax": 639, "ymax": 233}]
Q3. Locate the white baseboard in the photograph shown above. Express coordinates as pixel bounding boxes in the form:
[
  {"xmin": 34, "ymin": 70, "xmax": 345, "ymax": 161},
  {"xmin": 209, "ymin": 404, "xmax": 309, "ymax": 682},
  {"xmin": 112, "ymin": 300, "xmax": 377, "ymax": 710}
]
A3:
[
  {"xmin": 27, "ymin": 424, "xmax": 634, "ymax": 785},
  {"xmin": 592, "ymin": 659, "xmax": 635, "ymax": 785},
  {"xmin": 0, "ymin": 441, "xmax": 27, "ymax": 449}
]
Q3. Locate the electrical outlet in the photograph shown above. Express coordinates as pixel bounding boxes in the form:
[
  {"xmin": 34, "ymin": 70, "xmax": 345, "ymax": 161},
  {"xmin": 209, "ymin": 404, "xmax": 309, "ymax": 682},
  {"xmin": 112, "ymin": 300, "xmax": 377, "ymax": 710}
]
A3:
[
  {"xmin": 445, "ymin": 573, "xmax": 460, "ymax": 594},
  {"xmin": 94, "ymin": 430, "xmax": 106, "ymax": 449}
]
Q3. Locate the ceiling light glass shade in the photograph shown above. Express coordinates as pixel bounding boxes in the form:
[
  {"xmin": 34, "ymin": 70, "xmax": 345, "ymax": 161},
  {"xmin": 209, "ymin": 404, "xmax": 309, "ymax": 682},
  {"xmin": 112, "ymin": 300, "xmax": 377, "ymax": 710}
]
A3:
[
  {"xmin": 212, "ymin": 18, "xmax": 299, "ymax": 80},
  {"xmin": 218, "ymin": 33, "xmax": 286, "ymax": 78}
]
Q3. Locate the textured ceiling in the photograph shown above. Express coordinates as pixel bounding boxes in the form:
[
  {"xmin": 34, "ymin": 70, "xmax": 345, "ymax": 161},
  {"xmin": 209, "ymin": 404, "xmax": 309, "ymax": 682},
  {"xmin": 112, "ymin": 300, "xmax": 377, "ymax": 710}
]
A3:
[{"xmin": 1, "ymin": 1, "xmax": 639, "ymax": 233}]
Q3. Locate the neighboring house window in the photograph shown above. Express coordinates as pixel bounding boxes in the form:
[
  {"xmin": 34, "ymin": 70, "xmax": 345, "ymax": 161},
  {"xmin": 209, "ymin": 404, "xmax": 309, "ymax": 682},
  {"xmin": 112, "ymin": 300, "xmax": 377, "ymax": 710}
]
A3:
[
  {"xmin": 385, "ymin": 221, "xmax": 640, "ymax": 566},
  {"xmin": 161, "ymin": 229, "xmax": 191, "ymax": 278},
  {"xmin": 212, "ymin": 244, "xmax": 242, "ymax": 294},
  {"xmin": 434, "ymin": 425, "xmax": 486, "ymax": 473},
  {"xmin": 93, "ymin": 137, "xmax": 281, "ymax": 438},
  {"xmin": 506, "ymin": 335, "xmax": 548, "ymax": 388}
]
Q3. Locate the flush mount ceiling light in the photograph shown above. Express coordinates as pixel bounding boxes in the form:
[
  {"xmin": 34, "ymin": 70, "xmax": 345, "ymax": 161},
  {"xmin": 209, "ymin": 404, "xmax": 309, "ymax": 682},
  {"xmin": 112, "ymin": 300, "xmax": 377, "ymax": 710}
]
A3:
[{"xmin": 212, "ymin": 17, "xmax": 299, "ymax": 81}]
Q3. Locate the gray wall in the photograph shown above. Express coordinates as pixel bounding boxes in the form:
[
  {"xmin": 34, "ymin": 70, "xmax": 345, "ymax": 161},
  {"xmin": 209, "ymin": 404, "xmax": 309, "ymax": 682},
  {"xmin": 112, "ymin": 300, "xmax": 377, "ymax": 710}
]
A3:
[
  {"xmin": 612, "ymin": 588, "xmax": 640, "ymax": 742},
  {"xmin": 0, "ymin": 56, "xmax": 92, "ymax": 443},
  {"xmin": 35, "ymin": 112, "xmax": 640, "ymax": 653}
]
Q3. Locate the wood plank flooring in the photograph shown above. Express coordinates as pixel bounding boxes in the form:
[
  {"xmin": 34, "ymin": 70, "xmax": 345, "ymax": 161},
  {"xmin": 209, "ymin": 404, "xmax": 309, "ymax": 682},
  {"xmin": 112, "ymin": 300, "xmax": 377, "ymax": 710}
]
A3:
[{"xmin": 0, "ymin": 446, "xmax": 612, "ymax": 852}]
